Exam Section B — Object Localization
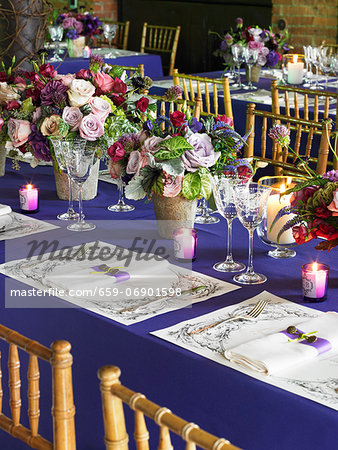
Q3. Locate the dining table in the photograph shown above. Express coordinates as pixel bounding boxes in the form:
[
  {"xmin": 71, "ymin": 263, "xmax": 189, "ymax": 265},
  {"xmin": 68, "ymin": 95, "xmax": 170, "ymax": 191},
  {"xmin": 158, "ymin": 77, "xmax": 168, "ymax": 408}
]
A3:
[
  {"xmin": 0, "ymin": 159, "xmax": 337, "ymax": 450},
  {"xmin": 51, "ymin": 48, "xmax": 164, "ymax": 79}
]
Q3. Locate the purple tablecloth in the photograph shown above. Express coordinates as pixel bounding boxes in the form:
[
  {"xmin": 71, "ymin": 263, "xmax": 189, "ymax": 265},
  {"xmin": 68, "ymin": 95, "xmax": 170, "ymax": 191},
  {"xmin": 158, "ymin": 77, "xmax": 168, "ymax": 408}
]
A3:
[
  {"xmin": 52, "ymin": 53, "xmax": 163, "ymax": 79},
  {"xmin": 0, "ymin": 160, "xmax": 337, "ymax": 449}
]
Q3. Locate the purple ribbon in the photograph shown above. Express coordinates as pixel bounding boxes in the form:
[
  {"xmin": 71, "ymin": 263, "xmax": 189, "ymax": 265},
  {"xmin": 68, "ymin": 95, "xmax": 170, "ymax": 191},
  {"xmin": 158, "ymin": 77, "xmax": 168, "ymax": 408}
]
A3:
[
  {"xmin": 91, "ymin": 265, "xmax": 130, "ymax": 284},
  {"xmin": 281, "ymin": 328, "xmax": 332, "ymax": 355}
]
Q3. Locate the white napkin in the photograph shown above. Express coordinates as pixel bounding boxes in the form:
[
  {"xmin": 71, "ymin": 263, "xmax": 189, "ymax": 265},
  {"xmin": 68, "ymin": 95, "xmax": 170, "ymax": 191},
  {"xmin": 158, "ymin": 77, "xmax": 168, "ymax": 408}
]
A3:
[
  {"xmin": 224, "ymin": 312, "xmax": 338, "ymax": 375},
  {"xmin": 0, "ymin": 204, "xmax": 13, "ymax": 230}
]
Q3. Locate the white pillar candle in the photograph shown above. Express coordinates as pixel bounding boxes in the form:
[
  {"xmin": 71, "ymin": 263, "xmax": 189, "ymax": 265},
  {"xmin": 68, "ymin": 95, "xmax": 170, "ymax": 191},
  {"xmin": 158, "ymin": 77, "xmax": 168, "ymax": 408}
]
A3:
[
  {"xmin": 287, "ymin": 54, "xmax": 304, "ymax": 84},
  {"xmin": 266, "ymin": 184, "xmax": 295, "ymax": 245}
]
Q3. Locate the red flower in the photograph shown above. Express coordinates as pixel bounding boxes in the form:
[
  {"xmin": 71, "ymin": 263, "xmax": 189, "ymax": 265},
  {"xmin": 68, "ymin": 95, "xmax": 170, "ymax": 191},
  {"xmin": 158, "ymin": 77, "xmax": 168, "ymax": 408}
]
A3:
[
  {"xmin": 76, "ymin": 69, "xmax": 90, "ymax": 79},
  {"xmin": 5, "ymin": 100, "xmax": 20, "ymax": 111},
  {"xmin": 290, "ymin": 186, "xmax": 318, "ymax": 208},
  {"xmin": 237, "ymin": 165, "xmax": 252, "ymax": 179},
  {"xmin": 216, "ymin": 115, "xmax": 234, "ymax": 127},
  {"xmin": 136, "ymin": 97, "xmax": 149, "ymax": 112},
  {"xmin": 292, "ymin": 224, "xmax": 312, "ymax": 245},
  {"xmin": 169, "ymin": 111, "xmax": 186, "ymax": 128},
  {"xmin": 26, "ymin": 88, "xmax": 40, "ymax": 103},
  {"xmin": 111, "ymin": 95, "xmax": 125, "ymax": 107},
  {"xmin": 39, "ymin": 64, "xmax": 56, "ymax": 78},
  {"xmin": 315, "ymin": 222, "xmax": 338, "ymax": 241},
  {"xmin": 108, "ymin": 142, "xmax": 125, "ymax": 162},
  {"xmin": 314, "ymin": 201, "xmax": 332, "ymax": 219},
  {"xmin": 0, "ymin": 72, "xmax": 7, "ymax": 82},
  {"xmin": 111, "ymin": 78, "xmax": 127, "ymax": 95}
]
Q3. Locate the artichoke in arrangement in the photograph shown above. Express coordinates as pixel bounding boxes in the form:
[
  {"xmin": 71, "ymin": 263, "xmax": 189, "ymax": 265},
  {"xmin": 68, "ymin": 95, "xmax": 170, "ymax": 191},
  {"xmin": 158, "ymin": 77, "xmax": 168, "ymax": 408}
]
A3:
[{"xmin": 306, "ymin": 181, "xmax": 338, "ymax": 210}]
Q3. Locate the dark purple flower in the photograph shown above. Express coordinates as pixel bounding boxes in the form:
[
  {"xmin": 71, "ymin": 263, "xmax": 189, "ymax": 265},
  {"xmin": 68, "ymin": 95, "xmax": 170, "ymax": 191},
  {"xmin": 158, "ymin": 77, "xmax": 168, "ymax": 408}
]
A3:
[
  {"xmin": 260, "ymin": 30, "xmax": 269, "ymax": 40},
  {"xmin": 220, "ymin": 39, "xmax": 228, "ymax": 52},
  {"xmin": 189, "ymin": 117, "xmax": 203, "ymax": 133},
  {"xmin": 28, "ymin": 124, "xmax": 52, "ymax": 162},
  {"xmin": 282, "ymin": 44, "xmax": 290, "ymax": 52},
  {"xmin": 266, "ymin": 50, "xmax": 280, "ymax": 67},
  {"xmin": 66, "ymin": 28, "xmax": 79, "ymax": 40},
  {"xmin": 40, "ymin": 80, "xmax": 68, "ymax": 107},
  {"xmin": 143, "ymin": 120, "xmax": 153, "ymax": 132}
]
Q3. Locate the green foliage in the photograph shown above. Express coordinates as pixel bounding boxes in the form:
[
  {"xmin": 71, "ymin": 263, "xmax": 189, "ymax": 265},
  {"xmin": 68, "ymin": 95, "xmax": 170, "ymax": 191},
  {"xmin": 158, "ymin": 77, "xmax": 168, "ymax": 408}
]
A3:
[
  {"xmin": 182, "ymin": 172, "xmax": 202, "ymax": 200},
  {"xmin": 124, "ymin": 175, "xmax": 147, "ymax": 200},
  {"xmin": 199, "ymin": 168, "xmax": 212, "ymax": 199},
  {"xmin": 140, "ymin": 165, "xmax": 162, "ymax": 196},
  {"xmin": 154, "ymin": 136, "xmax": 194, "ymax": 160}
]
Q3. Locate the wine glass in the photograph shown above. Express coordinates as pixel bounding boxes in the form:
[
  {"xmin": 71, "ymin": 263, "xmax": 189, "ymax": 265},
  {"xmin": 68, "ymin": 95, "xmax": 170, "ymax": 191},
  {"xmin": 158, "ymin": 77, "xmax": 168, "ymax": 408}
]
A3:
[
  {"xmin": 103, "ymin": 23, "xmax": 117, "ymax": 57},
  {"xmin": 194, "ymin": 198, "xmax": 220, "ymax": 224},
  {"xmin": 48, "ymin": 25, "xmax": 63, "ymax": 62},
  {"xmin": 64, "ymin": 140, "xmax": 96, "ymax": 232},
  {"xmin": 108, "ymin": 178, "xmax": 135, "ymax": 212},
  {"xmin": 231, "ymin": 45, "xmax": 245, "ymax": 88},
  {"xmin": 309, "ymin": 47, "xmax": 323, "ymax": 90},
  {"xmin": 232, "ymin": 182, "xmax": 272, "ymax": 284},
  {"xmin": 50, "ymin": 139, "xmax": 79, "ymax": 221},
  {"xmin": 212, "ymin": 175, "xmax": 245, "ymax": 272},
  {"xmin": 243, "ymin": 47, "xmax": 259, "ymax": 90},
  {"xmin": 303, "ymin": 45, "xmax": 312, "ymax": 87},
  {"xmin": 320, "ymin": 54, "xmax": 333, "ymax": 90}
]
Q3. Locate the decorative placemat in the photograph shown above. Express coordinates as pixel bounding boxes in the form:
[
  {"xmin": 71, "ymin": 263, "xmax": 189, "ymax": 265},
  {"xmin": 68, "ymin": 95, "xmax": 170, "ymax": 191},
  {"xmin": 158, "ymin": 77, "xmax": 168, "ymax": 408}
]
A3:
[
  {"xmin": 0, "ymin": 212, "xmax": 58, "ymax": 241},
  {"xmin": 151, "ymin": 291, "xmax": 338, "ymax": 411},
  {"xmin": 0, "ymin": 240, "xmax": 240, "ymax": 325}
]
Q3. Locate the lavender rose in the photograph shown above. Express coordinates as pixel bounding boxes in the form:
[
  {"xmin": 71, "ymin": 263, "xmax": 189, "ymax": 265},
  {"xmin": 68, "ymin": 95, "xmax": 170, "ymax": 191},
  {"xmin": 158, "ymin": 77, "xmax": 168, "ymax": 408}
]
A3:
[
  {"xmin": 142, "ymin": 136, "xmax": 165, "ymax": 153},
  {"xmin": 162, "ymin": 173, "xmax": 184, "ymax": 197},
  {"xmin": 79, "ymin": 113, "xmax": 104, "ymax": 141},
  {"xmin": 7, "ymin": 118, "xmax": 31, "ymax": 147},
  {"xmin": 126, "ymin": 151, "xmax": 149, "ymax": 175},
  {"xmin": 62, "ymin": 106, "xmax": 83, "ymax": 131},
  {"xmin": 89, "ymin": 97, "xmax": 112, "ymax": 122},
  {"xmin": 182, "ymin": 133, "xmax": 220, "ymax": 172}
]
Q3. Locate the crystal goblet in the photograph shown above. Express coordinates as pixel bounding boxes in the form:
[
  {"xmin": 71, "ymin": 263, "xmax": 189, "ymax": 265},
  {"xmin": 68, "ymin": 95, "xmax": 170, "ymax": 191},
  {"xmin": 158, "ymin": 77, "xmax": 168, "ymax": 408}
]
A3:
[
  {"xmin": 194, "ymin": 198, "xmax": 220, "ymax": 224},
  {"xmin": 48, "ymin": 25, "xmax": 63, "ymax": 62},
  {"xmin": 108, "ymin": 178, "xmax": 135, "ymax": 212},
  {"xmin": 243, "ymin": 47, "xmax": 259, "ymax": 91},
  {"xmin": 212, "ymin": 175, "xmax": 245, "ymax": 272},
  {"xmin": 103, "ymin": 23, "xmax": 117, "ymax": 57},
  {"xmin": 233, "ymin": 182, "xmax": 272, "ymax": 284},
  {"xmin": 231, "ymin": 44, "xmax": 245, "ymax": 89}
]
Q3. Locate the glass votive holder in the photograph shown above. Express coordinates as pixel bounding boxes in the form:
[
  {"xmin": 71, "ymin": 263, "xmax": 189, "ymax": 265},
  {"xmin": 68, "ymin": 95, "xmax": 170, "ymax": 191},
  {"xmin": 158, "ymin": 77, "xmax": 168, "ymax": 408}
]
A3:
[
  {"xmin": 302, "ymin": 262, "xmax": 329, "ymax": 302},
  {"xmin": 282, "ymin": 54, "xmax": 305, "ymax": 85},
  {"xmin": 173, "ymin": 228, "xmax": 197, "ymax": 262},
  {"xmin": 19, "ymin": 184, "xmax": 39, "ymax": 214}
]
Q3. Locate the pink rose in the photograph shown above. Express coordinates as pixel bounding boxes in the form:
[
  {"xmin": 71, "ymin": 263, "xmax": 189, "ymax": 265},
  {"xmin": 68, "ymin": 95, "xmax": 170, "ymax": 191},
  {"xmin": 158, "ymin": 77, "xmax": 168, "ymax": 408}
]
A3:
[
  {"xmin": 13, "ymin": 76, "xmax": 26, "ymax": 92},
  {"xmin": 32, "ymin": 107, "xmax": 42, "ymax": 123},
  {"xmin": 248, "ymin": 40, "xmax": 264, "ymax": 51},
  {"xmin": 79, "ymin": 114, "xmax": 104, "ymax": 141},
  {"xmin": 76, "ymin": 69, "xmax": 90, "ymax": 80},
  {"xmin": 108, "ymin": 142, "xmax": 125, "ymax": 162},
  {"xmin": 0, "ymin": 118, "xmax": 4, "ymax": 131},
  {"xmin": 92, "ymin": 71, "xmax": 114, "ymax": 93},
  {"xmin": 126, "ymin": 151, "xmax": 149, "ymax": 175},
  {"xmin": 7, "ymin": 118, "xmax": 31, "ymax": 147},
  {"xmin": 162, "ymin": 173, "xmax": 184, "ymax": 197},
  {"xmin": 137, "ymin": 129, "xmax": 149, "ymax": 145},
  {"xmin": 108, "ymin": 159, "xmax": 122, "ymax": 179},
  {"xmin": 89, "ymin": 97, "xmax": 112, "ymax": 122},
  {"xmin": 142, "ymin": 136, "xmax": 165, "ymax": 153},
  {"xmin": 327, "ymin": 189, "xmax": 338, "ymax": 216},
  {"xmin": 63, "ymin": 17, "xmax": 83, "ymax": 33},
  {"xmin": 216, "ymin": 115, "xmax": 234, "ymax": 128},
  {"xmin": 55, "ymin": 73, "xmax": 76, "ymax": 87},
  {"xmin": 62, "ymin": 106, "xmax": 83, "ymax": 131}
]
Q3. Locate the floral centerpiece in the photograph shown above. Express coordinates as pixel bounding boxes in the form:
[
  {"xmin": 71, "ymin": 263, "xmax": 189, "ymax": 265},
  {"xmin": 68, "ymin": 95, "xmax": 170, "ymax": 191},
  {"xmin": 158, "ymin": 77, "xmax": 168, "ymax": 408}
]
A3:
[
  {"xmin": 269, "ymin": 124, "xmax": 338, "ymax": 251},
  {"xmin": 212, "ymin": 17, "xmax": 291, "ymax": 69},
  {"xmin": 56, "ymin": 11, "xmax": 102, "ymax": 41},
  {"xmin": 0, "ymin": 54, "xmax": 154, "ymax": 196}
]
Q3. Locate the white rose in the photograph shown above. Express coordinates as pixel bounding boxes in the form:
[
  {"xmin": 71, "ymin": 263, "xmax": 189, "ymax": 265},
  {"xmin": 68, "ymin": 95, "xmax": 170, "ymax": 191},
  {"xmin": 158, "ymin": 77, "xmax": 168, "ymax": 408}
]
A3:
[
  {"xmin": 67, "ymin": 79, "xmax": 95, "ymax": 107},
  {"xmin": 0, "ymin": 82, "xmax": 19, "ymax": 105}
]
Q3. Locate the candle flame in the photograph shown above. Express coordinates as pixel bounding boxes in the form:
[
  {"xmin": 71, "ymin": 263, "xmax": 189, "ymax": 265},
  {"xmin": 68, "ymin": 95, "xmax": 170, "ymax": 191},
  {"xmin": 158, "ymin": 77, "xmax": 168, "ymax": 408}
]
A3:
[
  {"xmin": 280, "ymin": 183, "xmax": 286, "ymax": 194},
  {"xmin": 312, "ymin": 262, "xmax": 318, "ymax": 271},
  {"xmin": 293, "ymin": 54, "xmax": 298, "ymax": 64},
  {"xmin": 27, "ymin": 184, "xmax": 33, "ymax": 190}
]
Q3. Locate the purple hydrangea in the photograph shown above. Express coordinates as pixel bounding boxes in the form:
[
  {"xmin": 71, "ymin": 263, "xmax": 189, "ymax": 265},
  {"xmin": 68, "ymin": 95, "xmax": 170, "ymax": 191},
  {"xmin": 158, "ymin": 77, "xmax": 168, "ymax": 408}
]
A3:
[
  {"xmin": 28, "ymin": 124, "xmax": 51, "ymax": 162},
  {"xmin": 40, "ymin": 80, "xmax": 68, "ymax": 106}
]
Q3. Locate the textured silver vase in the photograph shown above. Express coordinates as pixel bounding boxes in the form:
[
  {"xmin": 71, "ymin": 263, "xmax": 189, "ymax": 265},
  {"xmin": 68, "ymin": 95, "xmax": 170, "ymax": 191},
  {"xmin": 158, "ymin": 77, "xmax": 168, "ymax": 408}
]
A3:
[
  {"xmin": 53, "ymin": 159, "xmax": 99, "ymax": 201},
  {"xmin": 152, "ymin": 194, "xmax": 198, "ymax": 239}
]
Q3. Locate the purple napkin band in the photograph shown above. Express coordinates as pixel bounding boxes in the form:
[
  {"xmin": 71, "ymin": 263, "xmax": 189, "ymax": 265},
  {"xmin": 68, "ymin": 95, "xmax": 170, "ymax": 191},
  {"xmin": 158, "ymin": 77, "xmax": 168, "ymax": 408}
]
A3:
[
  {"xmin": 281, "ymin": 328, "xmax": 332, "ymax": 355},
  {"xmin": 91, "ymin": 266, "xmax": 130, "ymax": 283}
]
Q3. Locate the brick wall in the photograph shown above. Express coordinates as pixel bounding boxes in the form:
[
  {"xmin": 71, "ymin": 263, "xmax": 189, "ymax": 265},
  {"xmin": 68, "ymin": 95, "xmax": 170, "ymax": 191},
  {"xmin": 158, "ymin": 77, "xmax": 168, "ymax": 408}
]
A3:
[
  {"xmin": 272, "ymin": 0, "xmax": 338, "ymax": 51},
  {"xmin": 51, "ymin": 0, "xmax": 118, "ymax": 20}
]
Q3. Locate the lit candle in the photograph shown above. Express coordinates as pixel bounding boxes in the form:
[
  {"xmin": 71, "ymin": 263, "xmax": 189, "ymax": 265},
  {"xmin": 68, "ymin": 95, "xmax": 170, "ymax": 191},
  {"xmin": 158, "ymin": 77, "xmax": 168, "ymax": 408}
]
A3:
[
  {"xmin": 302, "ymin": 262, "xmax": 329, "ymax": 302},
  {"xmin": 82, "ymin": 46, "xmax": 91, "ymax": 58},
  {"xmin": 287, "ymin": 54, "xmax": 304, "ymax": 85},
  {"xmin": 173, "ymin": 228, "xmax": 197, "ymax": 262},
  {"xmin": 19, "ymin": 184, "xmax": 39, "ymax": 213},
  {"xmin": 266, "ymin": 179, "xmax": 295, "ymax": 245}
]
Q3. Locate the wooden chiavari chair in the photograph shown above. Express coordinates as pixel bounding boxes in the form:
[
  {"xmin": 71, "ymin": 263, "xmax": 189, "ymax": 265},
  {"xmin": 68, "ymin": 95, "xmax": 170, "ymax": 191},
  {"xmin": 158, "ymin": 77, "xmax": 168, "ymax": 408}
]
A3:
[
  {"xmin": 320, "ymin": 42, "xmax": 338, "ymax": 57},
  {"xmin": 148, "ymin": 94, "xmax": 202, "ymax": 120},
  {"xmin": 114, "ymin": 63, "xmax": 145, "ymax": 78},
  {"xmin": 140, "ymin": 23, "xmax": 181, "ymax": 76},
  {"xmin": 99, "ymin": 20, "xmax": 130, "ymax": 50},
  {"xmin": 271, "ymin": 79, "xmax": 338, "ymax": 130},
  {"xmin": 244, "ymin": 103, "xmax": 332, "ymax": 176},
  {"xmin": 98, "ymin": 365, "xmax": 240, "ymax": 450},
  {"xmin": 172, "ymin": 69, "xmax": 233, "ymax": 125},
  {"xmin": 0, "ymin": 324, "xmax": 76, "ymax": 449}
]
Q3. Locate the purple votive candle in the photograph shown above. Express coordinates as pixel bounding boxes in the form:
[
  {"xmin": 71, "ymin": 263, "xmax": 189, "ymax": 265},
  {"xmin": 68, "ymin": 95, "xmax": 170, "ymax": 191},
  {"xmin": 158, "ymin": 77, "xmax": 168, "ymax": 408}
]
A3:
[
  {"xmin": 173, "ymin": 228, "xmax": 197, "ymax": 262},
  {"xmin": 19, "ymin": 184, "xmax": 39, "ymax": 213},
  {"xmin": 302, "ymin": 262, "xmax": 329, "ymax": 302}
]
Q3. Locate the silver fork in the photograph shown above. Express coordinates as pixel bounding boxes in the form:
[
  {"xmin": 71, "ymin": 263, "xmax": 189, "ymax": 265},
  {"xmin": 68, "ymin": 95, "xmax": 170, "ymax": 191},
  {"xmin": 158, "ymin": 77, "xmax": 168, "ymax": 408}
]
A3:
[{"xmin": 189, "ymin": 299, "xmax": 269, "ymax": 335}]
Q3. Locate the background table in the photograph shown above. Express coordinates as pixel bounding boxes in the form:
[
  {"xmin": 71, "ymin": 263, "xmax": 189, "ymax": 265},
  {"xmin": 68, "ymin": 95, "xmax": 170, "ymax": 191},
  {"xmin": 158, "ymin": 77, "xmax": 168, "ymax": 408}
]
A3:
[
  {"xmin": 52, "ymin": 50, "xmax": 164, "ymax": 79},
  {"xmin": 0, "ymin": 160, "xmax": 337, "ymax": 449}
]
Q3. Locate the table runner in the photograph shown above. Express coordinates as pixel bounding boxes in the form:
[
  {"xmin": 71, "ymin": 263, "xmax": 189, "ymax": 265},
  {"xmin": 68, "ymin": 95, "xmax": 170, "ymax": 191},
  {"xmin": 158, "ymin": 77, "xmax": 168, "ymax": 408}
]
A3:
[{"xmin": 151, "ymin": 291, "xmax": 338, "ymax": 411}]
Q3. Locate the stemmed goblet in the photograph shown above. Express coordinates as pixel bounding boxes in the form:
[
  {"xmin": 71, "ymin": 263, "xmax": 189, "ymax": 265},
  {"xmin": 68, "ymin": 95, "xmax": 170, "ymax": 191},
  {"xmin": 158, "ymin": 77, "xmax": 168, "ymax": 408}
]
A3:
[
  {"xmin": 231, "ymin": 45, "xmax": 245, "ymax": 89},
  {"xmin": 320, "ymin": 53, "xmax": 333, "ymax": 90},
  {"xmin": 243, "ymin": 47, "xmax": 259, "ymax": 91},
  {"xmin": 195, "ymin": 198, "xmax": 219, "ymax": 224},
  {"xmin": 232, "ymin": 182, "xmax": 272, "ymax": 284},
  {"xmin": 108, "ymin": 177, "xmax": 135, "ymax": 212},
  {"xmin": 48, "ymin": 25, "xmax": 63, "ymax": 62},
  {"xmin": 212, "ymin": 175, "xmax": 245, "ymax": 272},
  {"xmin": 64, "ymin": 139, "xmax": 96, "ymax": 232},
  {"xmin": 309, "ymin": 47, "xmax": 323, "ymax": 90},
  {"xmin": 103, "ymin": 23, "xmax": 118, "ymax": 57},
  {"xmin": 303, "ymin": 45, "xmax": 312, "ymax": 87},
  {"xmin": 50, "ymin": 139, "xmax": 79, "ymax": 221}
]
